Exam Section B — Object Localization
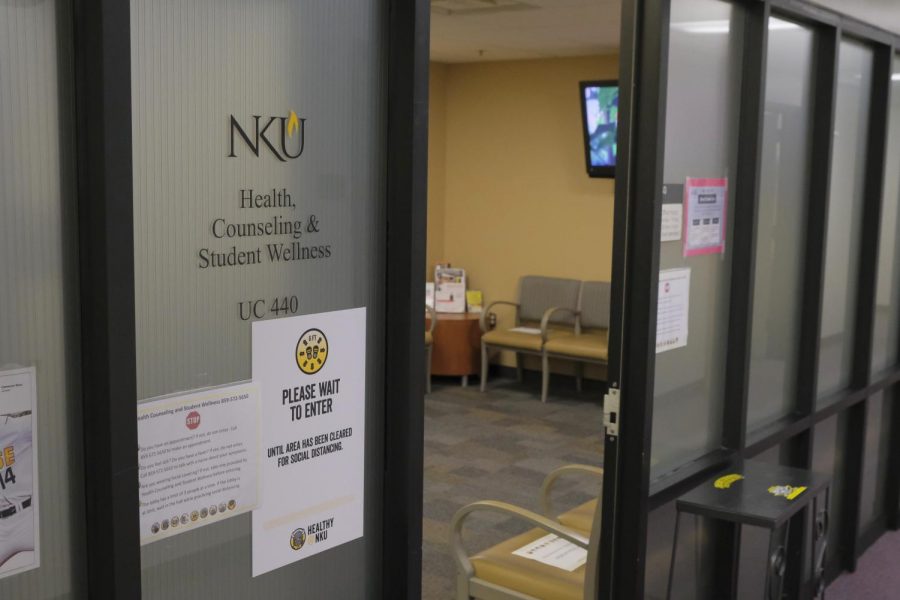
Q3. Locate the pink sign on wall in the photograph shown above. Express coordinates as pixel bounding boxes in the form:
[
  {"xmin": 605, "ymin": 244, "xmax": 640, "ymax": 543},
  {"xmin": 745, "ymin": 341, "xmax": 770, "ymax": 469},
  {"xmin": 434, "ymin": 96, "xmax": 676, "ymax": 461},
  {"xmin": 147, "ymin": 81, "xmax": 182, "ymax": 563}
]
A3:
[{"xmin": 683, "ymin": 177, "xmax": 728, "ymax": 257}]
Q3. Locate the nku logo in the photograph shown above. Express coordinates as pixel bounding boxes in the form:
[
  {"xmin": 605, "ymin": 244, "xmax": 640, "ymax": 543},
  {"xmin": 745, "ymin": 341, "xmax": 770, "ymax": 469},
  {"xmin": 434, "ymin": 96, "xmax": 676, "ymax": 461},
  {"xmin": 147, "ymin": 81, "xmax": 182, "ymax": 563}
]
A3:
[{"xmin": 228, "ymin": 110, "xmax": 306, "ymax": 162}]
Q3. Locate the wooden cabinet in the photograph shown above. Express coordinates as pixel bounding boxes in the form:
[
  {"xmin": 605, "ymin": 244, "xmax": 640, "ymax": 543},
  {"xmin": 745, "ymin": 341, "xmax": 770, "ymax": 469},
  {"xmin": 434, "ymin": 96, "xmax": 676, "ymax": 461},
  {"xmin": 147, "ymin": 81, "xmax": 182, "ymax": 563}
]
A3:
[{"xmin": 425, "ymin": 312, "xmax": 483, "ymax": 386}]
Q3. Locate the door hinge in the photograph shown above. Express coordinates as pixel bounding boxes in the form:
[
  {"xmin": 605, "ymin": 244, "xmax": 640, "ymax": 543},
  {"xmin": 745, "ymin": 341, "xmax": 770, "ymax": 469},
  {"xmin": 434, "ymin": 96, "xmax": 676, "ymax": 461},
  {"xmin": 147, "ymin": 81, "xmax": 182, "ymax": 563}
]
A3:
[{"xmin": 603, "ymin": 387, "xmax": 620, "ymax": 438}]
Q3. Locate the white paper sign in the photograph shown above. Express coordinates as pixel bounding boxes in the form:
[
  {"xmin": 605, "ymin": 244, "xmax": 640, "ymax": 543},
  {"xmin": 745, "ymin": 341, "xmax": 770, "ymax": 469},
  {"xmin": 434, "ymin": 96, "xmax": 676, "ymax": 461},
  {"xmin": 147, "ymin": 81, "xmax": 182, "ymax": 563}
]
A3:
[
  {"xmin": 512, "ymin": 534, "xmax": 587, "ymax": 572},
  {"xmin": 656, "ymin": 268, "xmax": 691, "ymax": 353},
  {"xmin": 0, "ymin": 367, "xmax": 39, "ymax": 580},
  {"xmin": 661, "ymin": 204, "xmax": 683, "ymax": 242},
  {"xmin": 137, "ymin": 382, "xmax": 261, "ymax": 545},
  {"xmin": 252, "ymin": 307, "xmax": 366, "ymax": 577}
]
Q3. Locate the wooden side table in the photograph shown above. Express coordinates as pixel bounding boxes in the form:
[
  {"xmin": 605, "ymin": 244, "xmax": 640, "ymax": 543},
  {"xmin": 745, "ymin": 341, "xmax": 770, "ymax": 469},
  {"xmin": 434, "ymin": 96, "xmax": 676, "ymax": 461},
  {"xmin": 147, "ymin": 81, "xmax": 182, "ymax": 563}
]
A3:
[{"xmin": 425, "ymin": 312, "xmax": 483, "ymax": 386}]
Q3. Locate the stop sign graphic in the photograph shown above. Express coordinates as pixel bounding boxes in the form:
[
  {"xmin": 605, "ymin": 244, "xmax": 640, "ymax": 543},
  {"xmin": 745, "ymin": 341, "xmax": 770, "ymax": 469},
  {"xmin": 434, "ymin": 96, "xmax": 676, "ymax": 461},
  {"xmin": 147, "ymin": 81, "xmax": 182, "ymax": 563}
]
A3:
[{"xmin": 186, "ymin": 411, "xmax": 201, "ymax": 430}]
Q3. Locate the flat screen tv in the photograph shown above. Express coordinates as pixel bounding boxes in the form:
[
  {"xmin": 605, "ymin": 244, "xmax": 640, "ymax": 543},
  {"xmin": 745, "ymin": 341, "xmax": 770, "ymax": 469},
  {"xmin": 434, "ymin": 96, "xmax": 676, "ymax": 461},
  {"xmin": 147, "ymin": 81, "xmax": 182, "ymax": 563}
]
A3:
[{"xmin": 579, "ymin": 80, "xmax": 618, "ymax": 178}]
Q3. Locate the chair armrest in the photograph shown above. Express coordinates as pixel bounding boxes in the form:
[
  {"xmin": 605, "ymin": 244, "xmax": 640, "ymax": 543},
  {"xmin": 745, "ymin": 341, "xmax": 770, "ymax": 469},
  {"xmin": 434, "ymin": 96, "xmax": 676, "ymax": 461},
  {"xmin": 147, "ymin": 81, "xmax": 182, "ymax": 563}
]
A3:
[
  {"xmin": 540, "ymin": 307, "xmax": 580, "ymax": 342},
  {"xmin": 480, "ymin": 300, "xmax": 520, "ymax": 332},
  {"xmin": 540, "ymin": 465, "xmax": 604, "ymax": 518},
  {"xmin": 425, "ymin": 304, "xmax": 437, "ymax": 334},
  {"xmin": 450, "ymin": 500, "xmax": 590, "ymax": 578}
]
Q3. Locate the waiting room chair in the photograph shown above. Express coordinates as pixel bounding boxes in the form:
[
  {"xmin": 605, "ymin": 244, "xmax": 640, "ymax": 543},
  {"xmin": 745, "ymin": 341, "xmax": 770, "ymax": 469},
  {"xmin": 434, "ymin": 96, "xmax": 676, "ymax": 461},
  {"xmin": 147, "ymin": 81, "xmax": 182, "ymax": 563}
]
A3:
[
  {"xmin": 480, "ymin": 276, "xmax": 581, "ymax": 395},
  {"xmin": 541, "ymin": 281, "xmax": 611, "ymax": 402},
  {"xmin": 426, "ymin": 304, "xmax": 436, "ymax": 394},
  {"xmin": 451, "ymin": 463, "xmax": 604, "ymax": 600},
  {"xmin": 539, "ymin": 464, "xmax": 603, "ymax": 535}
]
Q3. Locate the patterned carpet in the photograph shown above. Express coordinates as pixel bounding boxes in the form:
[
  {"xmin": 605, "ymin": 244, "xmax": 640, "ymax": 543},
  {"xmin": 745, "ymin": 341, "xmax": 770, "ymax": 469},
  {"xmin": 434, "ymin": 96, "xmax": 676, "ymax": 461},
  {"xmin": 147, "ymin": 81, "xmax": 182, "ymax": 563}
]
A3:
[
  {"xmin": 828, "ymin": 529, "xmax": 900, "ymax": 599},
  {"xmin": 422, "ymin": 376, "xmax": 605, "ymax": 599}
]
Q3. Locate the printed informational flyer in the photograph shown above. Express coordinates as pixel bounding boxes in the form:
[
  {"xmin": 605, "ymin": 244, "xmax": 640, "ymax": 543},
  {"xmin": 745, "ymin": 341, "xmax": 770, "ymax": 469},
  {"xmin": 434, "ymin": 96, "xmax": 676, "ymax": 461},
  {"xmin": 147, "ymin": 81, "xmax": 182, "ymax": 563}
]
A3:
[
  {"xmin": 661, "ymin": 203, "xmax": 683, "ymax": 242},
  {"xmin": 137, "ymin": 381, "xmax": 260, "ymax": 545},
  {"xmin": 252, "ymin": 307, "xmax": 366, "ymax": 577},
  {"xmin": 656, "ymin": 268, "xmax": 691, "ymax": 353},
  {"xmin": 683, "ymin": 177, "xmax": 727, "ymax": 256},
  {"xmin": 0, "ymin": 367, "xmax": 39, "ymax": 580}
]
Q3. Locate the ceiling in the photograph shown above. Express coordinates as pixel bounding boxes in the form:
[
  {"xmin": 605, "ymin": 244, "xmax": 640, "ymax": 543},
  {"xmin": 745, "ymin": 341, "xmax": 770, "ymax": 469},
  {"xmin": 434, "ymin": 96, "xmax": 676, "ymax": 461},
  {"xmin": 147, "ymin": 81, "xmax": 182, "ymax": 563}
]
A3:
[
  {"xmin": 810, "ymin": 0, "xmax": 900, "ymax": 35},
  {"xmin": 428, "ymin": 0, "xmax": 900, "ymax": 64},
  {"xmin": 430, "ymin": 0, "xmax": 621, "ymax": 63}
]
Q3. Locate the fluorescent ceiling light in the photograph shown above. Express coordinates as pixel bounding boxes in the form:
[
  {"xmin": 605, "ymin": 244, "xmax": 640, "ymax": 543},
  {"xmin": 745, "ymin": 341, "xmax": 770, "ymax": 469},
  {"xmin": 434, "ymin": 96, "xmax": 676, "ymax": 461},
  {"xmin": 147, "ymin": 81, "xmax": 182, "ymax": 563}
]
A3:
[
  {"xmin": 431, "ymin": 0, "xmax": 535, "ymax": 16},
  {"xmin": 672, "ymin": 19, "xmax": 800, "ymax": 35},
  {"xmin": 672, "ymin": 20, "xmax": 730, "ymax": 34}
]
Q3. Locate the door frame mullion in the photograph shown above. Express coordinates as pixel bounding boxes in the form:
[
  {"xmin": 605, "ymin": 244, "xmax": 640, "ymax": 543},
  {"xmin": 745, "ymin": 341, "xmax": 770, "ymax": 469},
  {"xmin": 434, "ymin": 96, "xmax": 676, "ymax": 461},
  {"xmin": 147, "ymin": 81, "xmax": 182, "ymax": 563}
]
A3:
[
  {"xmin": 382, "ymin": 0, "xmax": 430, "ymax": 598},
  {"xmin": 599, "ymin": 0, "xmax": 671, "ymax": 597},
  {"xmin": 73, "ymin": 0, "xmax": 141, "ymax": 598}
]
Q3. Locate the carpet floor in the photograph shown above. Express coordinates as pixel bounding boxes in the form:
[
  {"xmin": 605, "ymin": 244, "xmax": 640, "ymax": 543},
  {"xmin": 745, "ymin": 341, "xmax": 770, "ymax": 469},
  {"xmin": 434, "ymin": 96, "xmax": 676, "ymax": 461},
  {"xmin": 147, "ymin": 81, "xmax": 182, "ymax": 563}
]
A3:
[
  {"xmin": 828, "ymin": 529, "xmax": 900, "ymax": 599},
  {"xmin": 421, "ymin": 377, "xmax": 605, "ymax": 599}
]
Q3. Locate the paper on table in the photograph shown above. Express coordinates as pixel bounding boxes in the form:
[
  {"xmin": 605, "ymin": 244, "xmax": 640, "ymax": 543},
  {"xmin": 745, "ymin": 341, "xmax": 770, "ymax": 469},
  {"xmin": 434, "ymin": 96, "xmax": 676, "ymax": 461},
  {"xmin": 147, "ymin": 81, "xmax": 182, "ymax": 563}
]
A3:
[
  {"xmin": 512, "ymin": 534, "xmax": 587, "ymax": 572},
  {"xmin": 509, "ymin": 327, "xmax": 542, "ymax": 335}
]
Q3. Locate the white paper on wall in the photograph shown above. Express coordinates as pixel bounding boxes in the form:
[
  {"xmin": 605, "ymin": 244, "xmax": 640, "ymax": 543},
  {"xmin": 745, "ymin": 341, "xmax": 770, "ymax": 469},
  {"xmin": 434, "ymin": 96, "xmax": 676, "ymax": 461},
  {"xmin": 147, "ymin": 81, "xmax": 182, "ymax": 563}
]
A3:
[
  {"xmin": 137, "ymin": 381, "xmax": 261, "ymax": 545},
  {"xmin": 661, "ymin": 203, "xmax": 683, "ymax": 242},
  {"xmin": 656, "ymin": 268, "xmax": 691, "ymax": 353},
  {"xmin": 0, "ymin": 367, "xmax": 39, "ymax": 580},
  {"xmin": 252, "ymin": 307, "xmax": 366, "ymax": 577}
]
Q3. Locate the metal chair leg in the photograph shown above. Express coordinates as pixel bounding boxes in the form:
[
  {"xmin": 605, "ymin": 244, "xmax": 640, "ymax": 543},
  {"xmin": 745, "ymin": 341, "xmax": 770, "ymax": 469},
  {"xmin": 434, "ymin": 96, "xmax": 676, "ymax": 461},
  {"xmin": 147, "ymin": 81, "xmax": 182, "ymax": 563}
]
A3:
[
  {"xmin": 516, "ymin": 352, "xmax": 524, "ymax": 382},
  {"xmin": 541, "ymin": 352, "xmax": 550, "ymax": 403},
  {"xmin": 426, "ymin": 345, "xmax": 432, "ymax": 394},
  {"xmin": 480, "ymin": 341, "xmax": 488, "ymax": 392},
  {"xmin": 575, "ymin": 362, "xmax": 584, "ymax": 392}
]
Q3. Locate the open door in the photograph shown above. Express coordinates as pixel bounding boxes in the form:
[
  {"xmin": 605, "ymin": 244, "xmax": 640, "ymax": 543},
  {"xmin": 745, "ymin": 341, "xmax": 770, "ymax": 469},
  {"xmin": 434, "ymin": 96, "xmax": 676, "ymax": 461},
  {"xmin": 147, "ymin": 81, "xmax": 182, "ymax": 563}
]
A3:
[{"xmin": 599, "ymin": 0, "xmax": 900, "ymax": 598}]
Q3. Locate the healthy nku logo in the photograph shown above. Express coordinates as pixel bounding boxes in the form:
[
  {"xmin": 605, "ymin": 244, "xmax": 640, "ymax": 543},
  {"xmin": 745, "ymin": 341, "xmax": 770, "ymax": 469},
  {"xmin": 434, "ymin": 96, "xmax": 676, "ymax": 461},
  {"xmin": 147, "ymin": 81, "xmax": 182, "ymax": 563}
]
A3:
[
  {"xmin": 290, "ymin": 527, "xmax": 306, "ymax": 551},
  {"xmin": 228, "ymin": 110, "xmax": 306, "ymax": 162}
]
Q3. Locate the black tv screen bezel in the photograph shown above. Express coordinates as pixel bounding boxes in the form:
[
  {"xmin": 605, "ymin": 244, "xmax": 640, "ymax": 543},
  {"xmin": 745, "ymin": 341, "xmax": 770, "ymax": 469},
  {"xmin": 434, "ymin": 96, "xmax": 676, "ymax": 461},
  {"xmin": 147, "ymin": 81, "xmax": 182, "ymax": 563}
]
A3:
[{"xmin": 579, "ymin": 79, "xmax": 618, "ymax": 179}]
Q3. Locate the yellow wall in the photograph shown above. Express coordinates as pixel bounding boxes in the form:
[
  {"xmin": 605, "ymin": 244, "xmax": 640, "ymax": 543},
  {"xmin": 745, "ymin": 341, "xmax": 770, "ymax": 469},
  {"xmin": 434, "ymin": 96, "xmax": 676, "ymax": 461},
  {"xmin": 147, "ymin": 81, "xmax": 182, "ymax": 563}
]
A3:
[
  {"xmin": 427, "ymin": 55, "xmax": 618, "ymax": 372},
  {"xmin": 427, "ymin": 63, "xmax": 448, "ymax": 276}
]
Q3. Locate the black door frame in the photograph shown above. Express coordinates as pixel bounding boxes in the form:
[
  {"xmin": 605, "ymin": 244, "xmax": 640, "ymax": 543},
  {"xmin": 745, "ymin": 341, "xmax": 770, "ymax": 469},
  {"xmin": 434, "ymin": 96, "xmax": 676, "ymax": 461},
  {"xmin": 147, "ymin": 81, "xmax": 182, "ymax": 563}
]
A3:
[
  {"xmin": 600, "ymin": 0, "xmax": 900, "ymax": 597},
  {"xmin": 72, "ymin": 0, "xmax": 429, "ymax": 597}
]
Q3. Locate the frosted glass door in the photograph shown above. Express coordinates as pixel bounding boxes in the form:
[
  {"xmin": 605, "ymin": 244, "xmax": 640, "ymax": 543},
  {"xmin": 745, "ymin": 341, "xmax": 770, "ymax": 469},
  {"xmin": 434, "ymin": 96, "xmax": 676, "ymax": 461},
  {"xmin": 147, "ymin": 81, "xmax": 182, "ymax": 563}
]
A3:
[
  {"xmin": 0, "ymin": 1, "xmax": 85, "ymax": 597},
  {"xmin": 131, "ymin": 1, "xmax": 387, "ymax": 597}
]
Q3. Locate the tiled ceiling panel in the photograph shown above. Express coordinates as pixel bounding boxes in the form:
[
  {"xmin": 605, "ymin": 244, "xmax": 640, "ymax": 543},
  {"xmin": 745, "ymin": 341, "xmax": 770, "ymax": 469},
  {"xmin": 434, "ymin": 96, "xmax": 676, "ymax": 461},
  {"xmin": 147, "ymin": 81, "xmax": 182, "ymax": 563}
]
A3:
[
  {"xmin": 430, "ymin": 0, "xmax": 621, "ymax": 63},
  {"xmin": 430, "ymin": 0, "xmax": 900, "ymax": 65}
]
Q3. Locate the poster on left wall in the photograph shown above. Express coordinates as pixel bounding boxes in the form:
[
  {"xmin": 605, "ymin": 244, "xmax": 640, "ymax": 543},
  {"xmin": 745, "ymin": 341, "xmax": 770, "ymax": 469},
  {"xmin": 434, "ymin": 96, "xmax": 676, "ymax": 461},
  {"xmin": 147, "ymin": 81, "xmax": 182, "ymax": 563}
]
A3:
[{"xmin": 0, "ymin": 367, "xmax": 39, "ymax": 580}]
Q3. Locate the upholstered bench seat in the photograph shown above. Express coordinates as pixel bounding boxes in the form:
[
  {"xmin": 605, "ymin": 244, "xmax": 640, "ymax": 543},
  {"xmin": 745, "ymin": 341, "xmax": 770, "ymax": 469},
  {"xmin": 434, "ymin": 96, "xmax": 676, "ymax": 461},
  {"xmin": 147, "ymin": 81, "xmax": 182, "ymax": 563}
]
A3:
[
  {"xmin": 557, "ymin": 499, "xmax": 598, "ymax": 534},
  {"xmin": 543, "ymin": 331, "xmax": 609, "ymax": 362},
  {"xmin": 482, "ymin": 328, "xmax": 567, "ymax": 353},
  {"xmin": 471, "ymin": 528, "xmax": 585, "ymax": 600}
]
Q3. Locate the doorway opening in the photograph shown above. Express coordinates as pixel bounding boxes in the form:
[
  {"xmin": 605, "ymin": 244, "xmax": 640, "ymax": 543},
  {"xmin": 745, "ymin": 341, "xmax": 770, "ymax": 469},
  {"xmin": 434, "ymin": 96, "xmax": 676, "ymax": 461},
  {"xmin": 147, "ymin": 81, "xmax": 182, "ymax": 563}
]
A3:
[{"xmin": 421, "ymin": 2, "xmax": 623, "ymax": 597}]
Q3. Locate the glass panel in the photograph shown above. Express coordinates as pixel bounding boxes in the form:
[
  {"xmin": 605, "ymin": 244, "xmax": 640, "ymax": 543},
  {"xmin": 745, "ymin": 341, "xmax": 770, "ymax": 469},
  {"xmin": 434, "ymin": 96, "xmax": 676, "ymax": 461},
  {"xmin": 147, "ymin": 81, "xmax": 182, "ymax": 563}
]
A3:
[
  {"xmin": 812, "ymin": 414, "xmax": 845, "ymax": 571},
  {"xmin": 859, "ymin": 392, "xmax": 892, "ymax": 530},
  {"xmin": 746, "ymin": 18, "xmax": 814, "ymax": 432},
  {"xmin": 871, "ymin": 55, "xmax": 900, "ymax": 376},
  {"xmin": 651, "ymin": 0, "xmax": 743, "ymax": 478},
  {"xmin": 817, "ymin": 39, "xmax": 873, "ymax": 401},
  {"xmin": 131, "ymin": 1, "xmax": 387, "ymax": 596},
  {"xmin": 0, "ymin": 1, "xmax": 86, "ymax": 597}
]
